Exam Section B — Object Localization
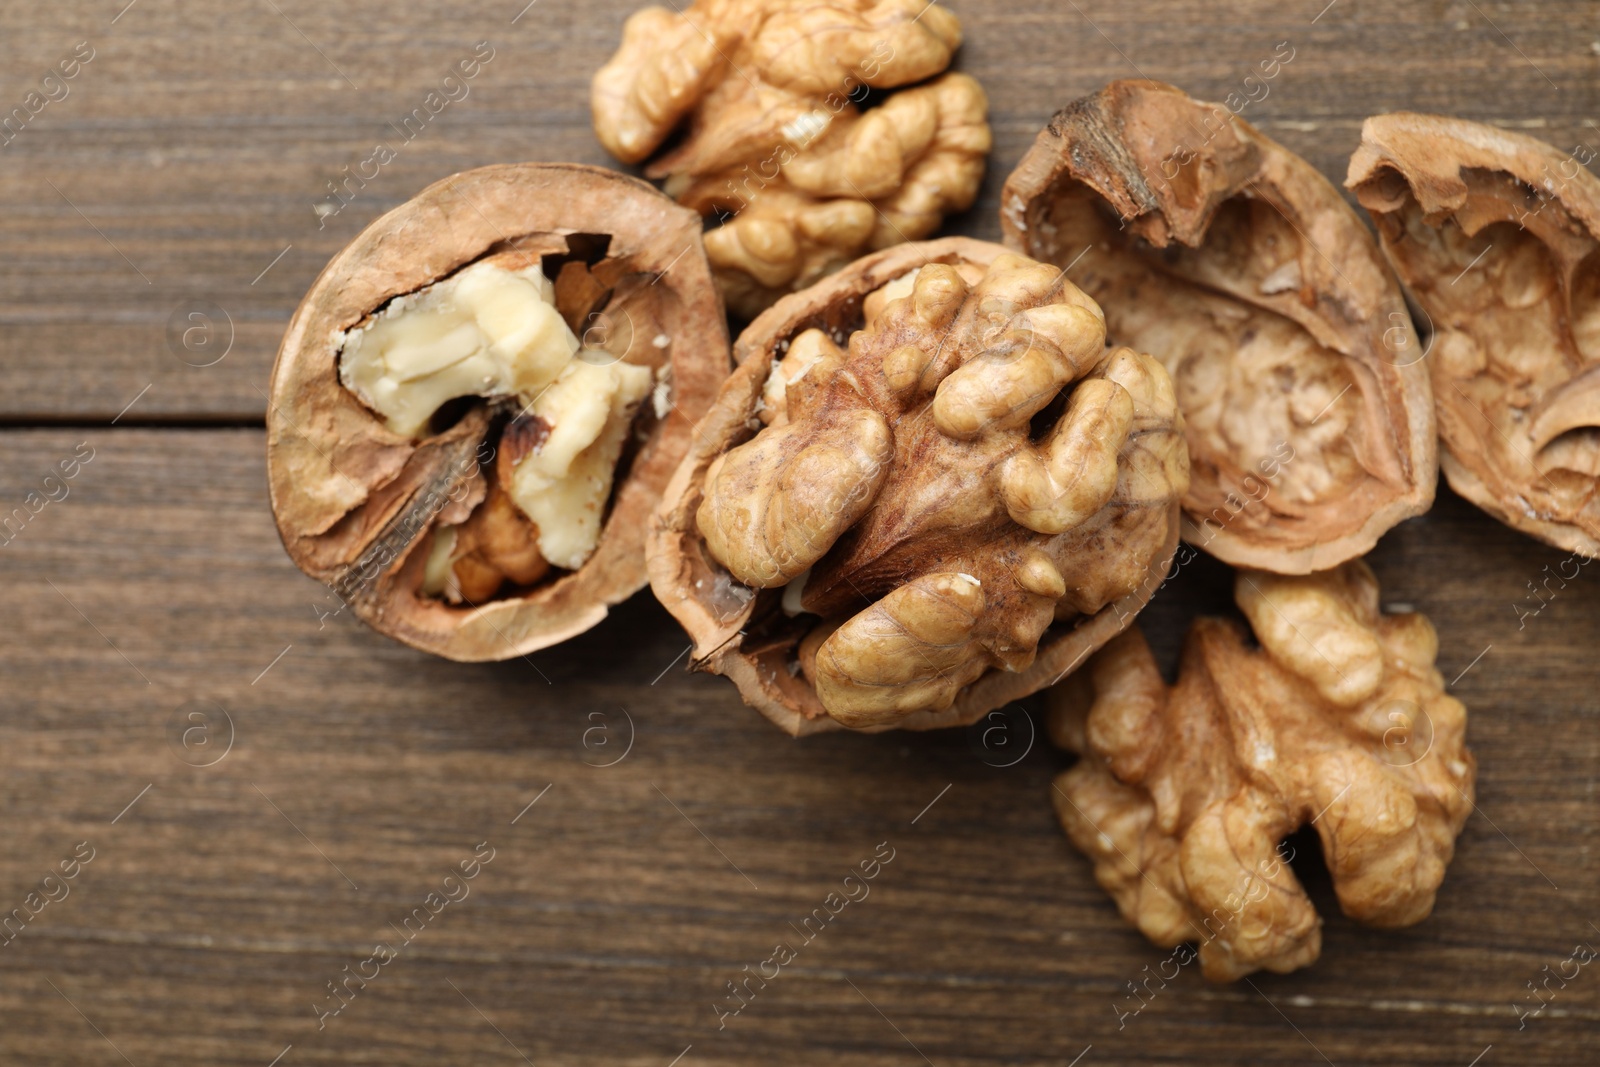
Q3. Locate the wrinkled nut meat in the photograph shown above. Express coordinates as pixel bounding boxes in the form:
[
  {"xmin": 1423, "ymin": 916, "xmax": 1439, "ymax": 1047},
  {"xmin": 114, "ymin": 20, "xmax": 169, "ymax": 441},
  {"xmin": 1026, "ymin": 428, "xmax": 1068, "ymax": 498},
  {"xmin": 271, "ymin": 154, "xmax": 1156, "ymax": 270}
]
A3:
[
  {"xmin": 1049, "ymin": 561, "xmax": 1475, "ymax": 981},
  {"xmin": 1002, "ymin": 79, "xmax": 1436, "ymax": 574},
  {"xmin": 649, "ymin": 237, "xmax": 1189, "ymax": 735},
  {"xmin": 592, "ymin": 0, "xmax": 991, "ymax": 320},
  {"xmin": 267, "ymin": 164, "xmax": 728, "ymax": 659},
  {"xmin": 1350, "ymin": 114, "xmax": 1600, "ymax": 556}
]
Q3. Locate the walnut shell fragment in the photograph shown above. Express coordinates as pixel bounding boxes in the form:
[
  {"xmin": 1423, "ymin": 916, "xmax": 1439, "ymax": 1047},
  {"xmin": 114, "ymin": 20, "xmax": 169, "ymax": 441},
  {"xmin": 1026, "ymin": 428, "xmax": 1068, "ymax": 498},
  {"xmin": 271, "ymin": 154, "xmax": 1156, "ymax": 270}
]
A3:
[
  {"xmin": 267, "ymin": 164, "xmax": 728, "ymax": 660},
  {"xmin": 1349, "ymin": 114, "xmax": 1600, "ymax": 555},
  {"xmin": 591, "ymin": 0, "xmax": 991, "ymax": 320},
  {"xmin": 1002, "ymin": 80, "xmax": 1436, "ymax": 574},
  {"xmin": 1049, "ymin": 561, "xmax": 1475, "ymax": 981},
  {"xmin": 649, "ymin": 237, "xmax": 1189, "ymax": 736}
]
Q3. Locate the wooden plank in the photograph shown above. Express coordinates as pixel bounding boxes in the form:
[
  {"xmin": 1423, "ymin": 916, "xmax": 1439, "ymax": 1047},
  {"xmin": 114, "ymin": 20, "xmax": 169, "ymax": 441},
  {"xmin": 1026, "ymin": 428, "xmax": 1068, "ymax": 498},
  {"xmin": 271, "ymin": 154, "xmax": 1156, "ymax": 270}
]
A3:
[
  {"xmin": 4, "ymin": 0, "xmax": 1600, "ymax": 1062},
  {"xmin": 2, "ymin": 1, "xmax": 1598, "ymax": 417},
  {"xmin": 0, "ymin": 428, "xmax": 1595, "ymax": 1065}
]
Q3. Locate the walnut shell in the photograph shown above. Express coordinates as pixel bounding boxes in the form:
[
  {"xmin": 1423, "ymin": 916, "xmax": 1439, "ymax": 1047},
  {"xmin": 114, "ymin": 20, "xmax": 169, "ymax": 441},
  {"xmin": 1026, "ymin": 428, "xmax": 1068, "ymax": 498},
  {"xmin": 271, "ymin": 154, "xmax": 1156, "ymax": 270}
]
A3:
[
  {"xmin": 649, "ymin": 237, "xmax": 1185, "ymax": 736},
  {"xmin": 1348, "ymin": 113, "xmax": 1600, "ymax": 556},
  {"xmin": 1001, "ymin": 79, "xmax": 1437, "ymax": 574},
  {"xmin": 267, "ymin": 163, "xmax": 728, "ymax": 659}
]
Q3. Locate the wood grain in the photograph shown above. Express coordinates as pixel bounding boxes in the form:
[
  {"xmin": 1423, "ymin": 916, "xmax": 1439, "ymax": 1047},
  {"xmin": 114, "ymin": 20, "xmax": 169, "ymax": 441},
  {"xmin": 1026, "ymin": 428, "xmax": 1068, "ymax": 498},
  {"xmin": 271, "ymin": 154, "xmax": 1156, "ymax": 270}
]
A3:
[
  {"xmin": 2, "ymin": 0, "xmax": 1598, "ymax": 418},
  {"xmin": 0, "ymin": 1, "xmax": 1598, "ymax": 1065},
  {"xmin": 0, "ymin": 427, "xmax": 1596, "ymax": 1066}
]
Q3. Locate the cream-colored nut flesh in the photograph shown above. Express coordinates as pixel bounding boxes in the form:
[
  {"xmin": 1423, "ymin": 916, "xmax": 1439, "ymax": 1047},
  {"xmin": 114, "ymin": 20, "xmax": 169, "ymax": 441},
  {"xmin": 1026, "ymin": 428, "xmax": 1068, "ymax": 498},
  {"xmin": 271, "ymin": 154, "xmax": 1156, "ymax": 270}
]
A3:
[
  {"xmin": 339, "ymin": 261, "xmax": 578, "ymax": 438},
  {"xmin": 508, "ymin": 358, "xmax": 653, "ymax": 570},
  {"xmin": 339, "ymin": 259, "xmax": 652, "ymax": 572},
  {"xmin": 421, "ymin": 526, "xmax": 460, "ymax": 598}
]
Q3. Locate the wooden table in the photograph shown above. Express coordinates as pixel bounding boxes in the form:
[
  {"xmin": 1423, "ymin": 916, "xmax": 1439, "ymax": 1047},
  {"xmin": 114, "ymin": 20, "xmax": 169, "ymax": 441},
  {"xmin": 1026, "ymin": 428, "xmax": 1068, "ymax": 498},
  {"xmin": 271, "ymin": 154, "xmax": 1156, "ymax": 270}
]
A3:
[{"xmin": 2, "ymin": 1, "xmax": 1596, "ymax": 1063}]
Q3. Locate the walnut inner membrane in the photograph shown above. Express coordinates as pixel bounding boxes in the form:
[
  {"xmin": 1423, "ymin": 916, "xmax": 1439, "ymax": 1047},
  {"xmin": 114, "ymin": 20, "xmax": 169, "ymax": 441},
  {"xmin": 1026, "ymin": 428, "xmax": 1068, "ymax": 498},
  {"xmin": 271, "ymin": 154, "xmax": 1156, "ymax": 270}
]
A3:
[
  {"xmin": 1029, "ymin": 187, "xmax": 1379, "ymax": 552},
  {"xmin": 1001, "ymin": 81, "xmax": 1434, "ymax": 574},
  {"xmin": 1354, "ymin": 150, "xmax": 1600, "ymax": 547}
]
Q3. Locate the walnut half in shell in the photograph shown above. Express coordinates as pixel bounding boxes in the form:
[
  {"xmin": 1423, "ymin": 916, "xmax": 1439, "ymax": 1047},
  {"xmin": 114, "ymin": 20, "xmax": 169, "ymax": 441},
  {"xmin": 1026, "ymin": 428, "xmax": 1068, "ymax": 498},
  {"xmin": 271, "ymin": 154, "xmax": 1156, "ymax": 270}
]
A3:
[
  {"xmin": 1049, "ymin": 561, "xmax": 1475, "ymax": 981},
  {"xmin": 267, "ymin": 164, "xmax": 728, "ymax": 659},
  {"xmin": 650, "ymin": 237, "xmax": 1189, "ymax": 735},
  {"xmin": 1349, "ymin": 114, "xmax": 1600, "ymax": 556},
  {"xmin": 1002, "ymin": 80, "xmax": 1436, "ymax": 574}
]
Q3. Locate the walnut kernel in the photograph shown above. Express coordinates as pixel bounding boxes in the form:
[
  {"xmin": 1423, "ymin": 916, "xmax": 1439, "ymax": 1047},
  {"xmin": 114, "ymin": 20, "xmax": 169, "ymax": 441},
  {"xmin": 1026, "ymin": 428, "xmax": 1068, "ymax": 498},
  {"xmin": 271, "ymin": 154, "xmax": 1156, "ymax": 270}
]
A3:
[
  {"xmin": 1049, "ymin": 561, "xmax": 1475, "ymax": 981},
  {"xmin": 592, "ymin": 0, "xmax": 991, "ymax": 319}
]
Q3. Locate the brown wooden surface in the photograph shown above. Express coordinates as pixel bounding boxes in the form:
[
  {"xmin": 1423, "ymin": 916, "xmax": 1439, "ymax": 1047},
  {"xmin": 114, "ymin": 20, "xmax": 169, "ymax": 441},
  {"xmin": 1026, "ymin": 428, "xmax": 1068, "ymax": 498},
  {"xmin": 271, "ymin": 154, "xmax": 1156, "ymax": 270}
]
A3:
[{"xmin": 1, "ymin": 1, "xmax": 1597, "ymax": 1065}]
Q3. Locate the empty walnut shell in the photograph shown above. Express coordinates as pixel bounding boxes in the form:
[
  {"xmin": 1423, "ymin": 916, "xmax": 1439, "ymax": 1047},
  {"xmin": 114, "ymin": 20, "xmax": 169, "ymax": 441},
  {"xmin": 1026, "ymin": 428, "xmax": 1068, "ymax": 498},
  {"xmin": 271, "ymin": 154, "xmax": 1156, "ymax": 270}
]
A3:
[
  {"xmin": 1002, "ymin": 79, "xmax": 1437, "ymax": 574},
  {"xmin": 649, "ymin": 236, "xmax": 1185, "ymax": 736},
  {"xmin": 267, "ymin": 163, "xmax": 728, "ymax": 659},
  {"xmin": 1349, "ymin": 114, "xmax": 1600, "ymax": 556}
]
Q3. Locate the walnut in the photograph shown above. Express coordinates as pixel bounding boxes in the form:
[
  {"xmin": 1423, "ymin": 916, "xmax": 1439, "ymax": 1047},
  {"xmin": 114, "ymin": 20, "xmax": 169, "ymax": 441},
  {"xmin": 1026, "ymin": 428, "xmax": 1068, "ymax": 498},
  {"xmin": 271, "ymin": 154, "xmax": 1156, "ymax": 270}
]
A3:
[
  {"xmin": 1048, "ymin": 561, "xmax": 1475, "ymax": 981},
  {"xmin": 1349, "ymin": 114, "xmax": 1600, "ymax": 555},
  {"xmin": 591, "ymin": 0, "xmax": 991, "ymax": 320},
  {"xmin": 423, "ymin": 476, "xmax": 549, "ymax": 606},
  {"xmin": 267, "ymin": 164, "xmax": 727, "ymax": 659},
  {"xmin": 1001, "ymin": 79, "xmax": 1436, "ymax": 574},
  {"xmin": 650, "ymin": 237, "xmax": 1189, "ymax": 734}
]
